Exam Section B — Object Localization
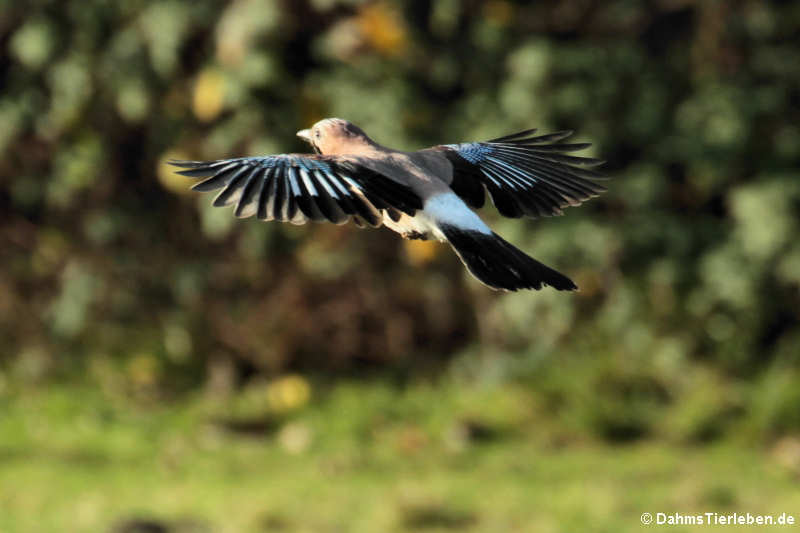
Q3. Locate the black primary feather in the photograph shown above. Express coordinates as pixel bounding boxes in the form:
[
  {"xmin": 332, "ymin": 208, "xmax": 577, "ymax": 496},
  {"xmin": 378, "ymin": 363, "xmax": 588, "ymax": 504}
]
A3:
[{"xmin": 168, "ymin": 155, "xmax": 423, "ymax": 227}]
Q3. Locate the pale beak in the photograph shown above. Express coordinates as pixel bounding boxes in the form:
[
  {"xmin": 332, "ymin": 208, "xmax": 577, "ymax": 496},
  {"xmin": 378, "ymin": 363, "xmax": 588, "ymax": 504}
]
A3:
[{"xmin": 296, "ymin": 129, "xmax": 312, "ymax": 143}]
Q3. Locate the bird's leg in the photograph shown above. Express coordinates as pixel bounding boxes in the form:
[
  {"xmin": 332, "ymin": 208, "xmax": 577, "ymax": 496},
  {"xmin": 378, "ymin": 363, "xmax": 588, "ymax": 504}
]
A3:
[{"xmin": 402, "ymin": 230, "xmax": 429, "ymax": 241}]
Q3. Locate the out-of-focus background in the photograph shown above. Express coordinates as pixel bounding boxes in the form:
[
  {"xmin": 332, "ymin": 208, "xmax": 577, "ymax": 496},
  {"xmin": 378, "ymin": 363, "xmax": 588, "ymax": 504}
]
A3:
[{"xmin": 1, "ymin": 1, "xmax": 799, "ymax": 531}]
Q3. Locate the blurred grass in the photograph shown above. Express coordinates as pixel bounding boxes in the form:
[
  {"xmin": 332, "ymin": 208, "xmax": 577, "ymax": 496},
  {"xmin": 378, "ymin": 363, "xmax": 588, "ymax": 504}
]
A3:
[{"xmin": 1, "ymin": 377, "xmax": 799, "ymax": 533}]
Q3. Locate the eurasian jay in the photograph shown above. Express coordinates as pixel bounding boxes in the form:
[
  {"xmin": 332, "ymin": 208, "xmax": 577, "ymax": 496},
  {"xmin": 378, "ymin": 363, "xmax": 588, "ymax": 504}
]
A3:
[{"xmin": 170, "ymin": 118, "xmax": 607, "ymax": 291}]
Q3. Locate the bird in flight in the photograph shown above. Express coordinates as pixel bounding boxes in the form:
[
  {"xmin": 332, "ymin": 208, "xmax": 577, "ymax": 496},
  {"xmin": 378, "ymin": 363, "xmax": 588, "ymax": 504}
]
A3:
[{"xmin": 169, "ymin": 118, "xmax": 606, "ymax": 291}]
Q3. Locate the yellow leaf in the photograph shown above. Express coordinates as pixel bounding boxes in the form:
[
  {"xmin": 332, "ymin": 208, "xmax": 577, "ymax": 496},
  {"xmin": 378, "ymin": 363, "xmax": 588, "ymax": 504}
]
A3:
[
  {"xmin": 268, "ymin": 374, "xmax": 311, "ymax": 412},
  {"xmin": 157, "ymin": 149, "xmax": 193, "ymax": 195},
  {"xmin": 357, "ymin": 3, "xmax": 408, "ymax": 57},
  {"xmin": 193, "ymin": 68, "xmax": 225, "ymax": 122},
  {"xmin": 404, "ymin": 240, "xmax": 439, "ymax": 266}
]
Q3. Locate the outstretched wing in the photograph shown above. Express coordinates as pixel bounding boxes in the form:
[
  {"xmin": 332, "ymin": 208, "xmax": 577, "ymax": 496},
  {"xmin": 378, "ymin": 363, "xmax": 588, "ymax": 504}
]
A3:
[
  {"xmin": 169, "ymin": 154, "xmax": 423, "ymax": 227},
  {"xmin": 427, "ymin": 129, "xmax": 607, "ymax": 219}
]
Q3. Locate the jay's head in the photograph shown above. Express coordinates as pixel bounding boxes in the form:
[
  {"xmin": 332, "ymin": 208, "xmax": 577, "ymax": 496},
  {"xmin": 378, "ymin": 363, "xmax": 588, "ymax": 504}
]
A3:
[{"xmin": 297, "ymin": 118, "xmax": 373, "ymax": 155}]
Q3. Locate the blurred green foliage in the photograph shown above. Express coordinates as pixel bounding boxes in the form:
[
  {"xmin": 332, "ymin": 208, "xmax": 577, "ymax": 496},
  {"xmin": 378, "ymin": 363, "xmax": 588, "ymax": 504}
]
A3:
[{"xmin": 1, "ymin": 0, "xmax": 799, "ymax": 445}]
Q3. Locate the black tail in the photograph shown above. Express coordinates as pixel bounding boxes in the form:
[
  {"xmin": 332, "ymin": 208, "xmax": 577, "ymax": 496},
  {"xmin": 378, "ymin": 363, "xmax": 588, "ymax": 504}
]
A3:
[{"xmin": 439, "ymin": 225, "xmax": 577, "ymax": 292}]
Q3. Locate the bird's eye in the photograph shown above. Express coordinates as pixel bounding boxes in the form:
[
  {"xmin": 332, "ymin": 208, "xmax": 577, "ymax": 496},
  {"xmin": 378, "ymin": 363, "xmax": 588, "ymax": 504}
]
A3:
[{"xmin": 315, "ymin": 130, "xmax": 321, "ymax": 139}]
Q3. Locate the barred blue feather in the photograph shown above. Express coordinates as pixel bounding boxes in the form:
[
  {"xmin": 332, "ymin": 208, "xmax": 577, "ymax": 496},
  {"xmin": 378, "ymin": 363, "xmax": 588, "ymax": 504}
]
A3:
[{"xmin": 432, "ymin": 129, "xmax": 607, "ymax": 219}]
